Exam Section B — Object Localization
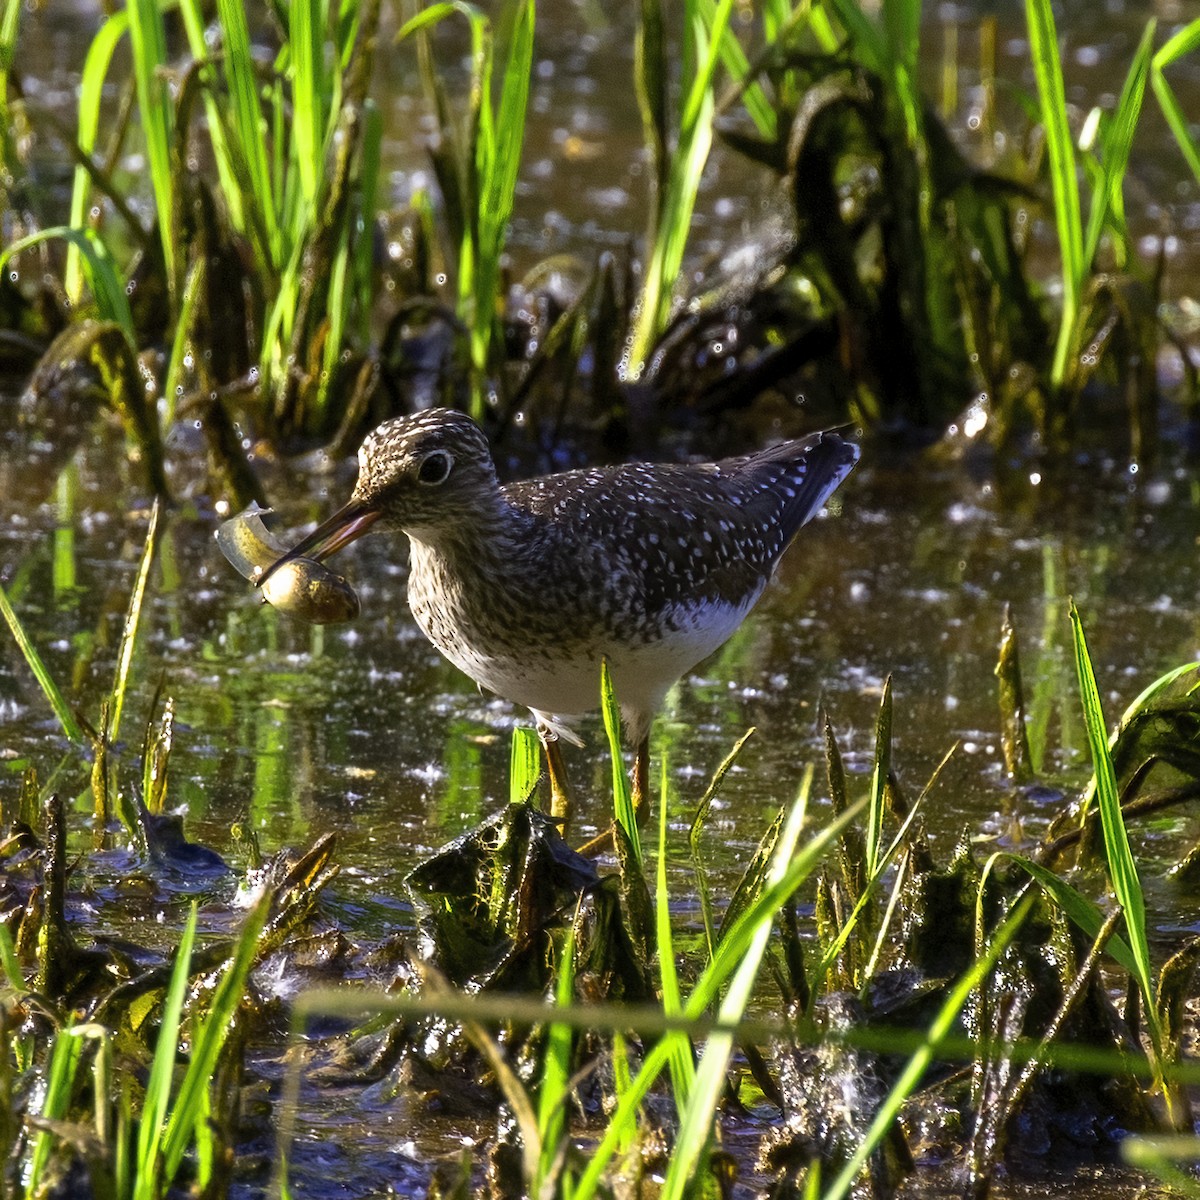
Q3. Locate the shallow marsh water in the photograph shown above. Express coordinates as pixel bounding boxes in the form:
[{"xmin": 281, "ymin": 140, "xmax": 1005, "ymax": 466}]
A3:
[
  {"xmin": 4, "ymin": 413, "xmax": 1200, "ymax": 1194},
  {"xmin": 2, "ymin": 416, "xmax": 1200, "ymax": 916},
  {"xmin": 4, "ymin": 0, "xmax": 1200, "ymax": 1195}
]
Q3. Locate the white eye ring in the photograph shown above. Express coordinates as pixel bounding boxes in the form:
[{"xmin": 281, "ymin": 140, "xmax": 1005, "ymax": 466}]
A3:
[{"xmin": 417, "ymin": 450, "xmax": 454, "ymax": 485}]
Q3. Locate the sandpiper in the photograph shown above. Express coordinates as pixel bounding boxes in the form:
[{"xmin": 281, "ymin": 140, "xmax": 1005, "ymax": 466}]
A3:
[{"xmin": 264, "ymin": 408, "xmax": 859, "ymax": 842}]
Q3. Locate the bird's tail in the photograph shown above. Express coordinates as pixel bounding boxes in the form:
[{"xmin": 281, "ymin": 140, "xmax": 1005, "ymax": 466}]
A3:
[{"xmin": 767, "ymin": 430, "xmax": 861, "ymax": 539}]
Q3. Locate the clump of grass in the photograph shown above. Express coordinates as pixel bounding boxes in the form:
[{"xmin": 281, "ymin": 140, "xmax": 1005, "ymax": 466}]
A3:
[
  {"xmin": 642, "ymin": 0, "xmax": 1197, "ymax": 450},
  {"xmin": 11, "ymin": 0, "xmax": 385, "ymax": 441},
  {"xmin": 280, "ymin": 752, "xmax": 861, "ymax": 1198},
  {"xmin": 3, "ymin": 0, "xmax": 1198, "ymax": 467},
  {"xmin": 625, "ymin": 0, "xmax": 731, "ymax": 380},
  {"xmin": 395, "ymin": 0, "xmax": 535, "ymax": 421},
  {"xmin": 1024, "ymin": 0, "xmax": 1167, "ymax": 457},
  {"xmin": 5, "ymin": 895, "xmax": 273, "ymax": 1199}
]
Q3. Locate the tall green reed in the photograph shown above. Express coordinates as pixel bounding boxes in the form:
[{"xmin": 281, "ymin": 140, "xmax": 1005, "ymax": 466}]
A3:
[
  {"xmin": 397, "ymin": 0, "xmax": 535, "ymax": 420},
  {"xmin": 0, "ymin": 0, "xmax": 18, "ymax": 173},
  {"xmin": 59, "ymin": 0, "xmax": 382, "ymax": 432},
  {"xmin": 1024, "ymin": 0, "xmax": 1156, "ymax": 389},
  {"xmin": 0, "ymin": 579, "xmax": 87, "ymax": 746},
  {"xmin": 1068, "ymin": 600, "xmax": 1175, "ymax": 1117},
  {"xmin": 126, "ymin": 0, "xmax": 177, "ymax": 301},
  {"xmin": 626, "ymin": 0, "xmax": 732, "ymax": 379},
  {"xmin": 600, "ymin": 659, "xmax": 640, "ymax": 863},
  {"xmin": 1151, "ymin": 17, "xmax": 1200, "ymax": 186}
]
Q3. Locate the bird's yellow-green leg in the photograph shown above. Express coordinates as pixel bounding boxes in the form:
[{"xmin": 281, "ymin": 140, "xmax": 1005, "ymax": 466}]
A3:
[
  {"xmin": 631, "ymin": 734, "xmax": 651, "ymax": 828},
  {"xmin": 542, "ymin": 731, "xmax": 573, "ymax": 831}
]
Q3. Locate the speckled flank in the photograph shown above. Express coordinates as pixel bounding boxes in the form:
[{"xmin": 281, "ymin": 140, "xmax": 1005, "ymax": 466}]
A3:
[{"xmin": 348, "ymin": 408, "xmax": 859, "ymax": 740}]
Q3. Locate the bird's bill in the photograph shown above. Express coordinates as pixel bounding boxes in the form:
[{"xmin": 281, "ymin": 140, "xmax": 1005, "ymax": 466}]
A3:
[{"xmin": 257, "ymin": 500, "xmax": 381, "ymax": 588}]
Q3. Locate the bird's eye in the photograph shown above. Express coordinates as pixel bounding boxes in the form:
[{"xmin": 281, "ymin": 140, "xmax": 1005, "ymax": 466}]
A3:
[{"xmin": 417, "ymin": 450, "xmax": 453, "ymax": 485}]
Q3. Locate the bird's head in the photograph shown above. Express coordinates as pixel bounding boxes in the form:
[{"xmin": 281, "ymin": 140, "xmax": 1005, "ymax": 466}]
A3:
[{"xmin": 259, "ymin": 408, "xmax": 500, "ymax": 587}]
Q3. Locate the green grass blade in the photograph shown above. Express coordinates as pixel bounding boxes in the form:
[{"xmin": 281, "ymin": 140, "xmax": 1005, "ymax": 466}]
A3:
[
  {"xmin": 321, "ymin": 221, "xmax": 353, "ymax": 414},
  {"xmin": 823, "ymin": 0, "xmax": 887, "ymax": 73},
  {"xmin": 1, "ymin": 227, "xmax": 134, "ymax": 337},
  {"xmin": 0, "ymin": 578, "xmax": 86, "ymax": 744},
  {"xmin": 1081, "ymin": 20, "xmax": 1154, "ymax": 270},
  {"xmin": 163, "ymin": 257, "xmax": 206, "ymax": 431},
  {"xmin": 107, "ymin": 499, "xmax": 161, "ymax": 746},
  {"xmin": 260, "ymin": 234, "xmax": 308, "ymax": 395},
  {"xmin": 125, "ymin": 0, "xmax": 175, "ymax": 296},
  {"xmin": 160, "ymin": 894, "xmax": 271, "ymax": 1180},
  {"xmin": 65, "ymin": 12, "xmax": 130, "ymax": 302},
  {"xmin": 1123, "ymin": 1135, "xmax": 1200, "ymax": 1196},
  {"xmin": 627, "ymin": 0, "xmax": 729, "ymax": 376},
  {"xmin": 1069, "ymin": 601, "xmax": 1165, "ymax": 1074},
  {"xmin": 695, "ymin": 799, "xmax": 862, "ymax": 1014},
  {"xmin": 53, "ymin": 465, "xmax": 78, "ymax": 598},
  {"xmin": 600, "ymin": 659, "xmax": 639, "ymax": 863},
  {"xmin": 802, "ymin": 746, "xmax": 942, "ymax": 1006},
  {"xmin": 318, "ymin": 100, "xmax": 382, "ymax": 415},
  {"xmin": 1154, "ymin": 15, "xmax": 1200, "ymax": 67},
  {"xmin": 1025, "ymin": 0, "xmax": 1083, "ymax": 385},
  {"xmin": 290, "ymin": 0, "xmax": 326, "ymax": 206},
  {"xmin": 1079, "ymin": 659, "xmax": 1200, "ymax": 814},
  {"xmin": 883, "ymin": 0, "xmax": 921, "ymax": 74},
  {"xmin": 0, "ymin": 0, "xmax": 19, "ymax": 160},
  {"xmin": 679, "ymin": 0, "xmax": 734, "ymax": 134},
  {"xmin": 689, "ymin": 728, "xmax": 755, "ymax": 959},
  {"xmin": 865, "ymin": 674, "xmax": 892, "ymax": 874},
  {"xmin": 0, "ymin": 924, "xmax": 22, "ymax": 988},
  {"xmin": 216, "ymin": 0, "xmax": 281, "ymax": 266},
  {"xmin": 1123, "ymin": 660, "xmax": 1200, "ymax": 714},
  {"xmin": 351, "ymin": 100, "xmax": 382, "ymax": 336},
  {"xmin": 656, "ymin": 758, "xmax": 697, "ymax": 1112},
  {"xmin": 177, "ymin": 0, "xmax": 247, "ymax": 237},
  {"xmin": 534, "ymin": 920, "xmax": 576, "ymax": 1194},
  {"xmin": 134, "ymin": 905, "xmax": 198, "ymax": 1200},
  {"xmin": 26, "ymin": 1024, "xmax": 87, "ymax": 1190},
  {"xmin": 472, "ymin": 0, "xmax": 533, "ymax": 383},
  {"xmin": 697, "ymin": 0, "xmax": 774, "ymax": 139},
  {"xmin": 509, "ymin": 726, "xmax": 541, "ymax": 804},
  {"xmin": 661, "ymin": 766, "xmax": 814, "ymax": 1199},
  {"xmin": 394, "ymin": 2, "xmax": 464, "ymax": 42},
  {"xmin": 1005, "ymin": 854, "xmax": 1138, "ymax": 975},
  {"xmin": 1151, "ymin": 17, "xmax": 1200, "ymax": 186},
  {"xmin": 636, "ymin": 0, "xmax": 668, "ymax": 217}
]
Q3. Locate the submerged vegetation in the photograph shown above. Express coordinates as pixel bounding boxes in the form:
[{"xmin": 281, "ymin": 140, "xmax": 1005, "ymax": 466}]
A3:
[{"xmin": 2, "ymin": 0, "xmax": 1200, "ymax": 1197}]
